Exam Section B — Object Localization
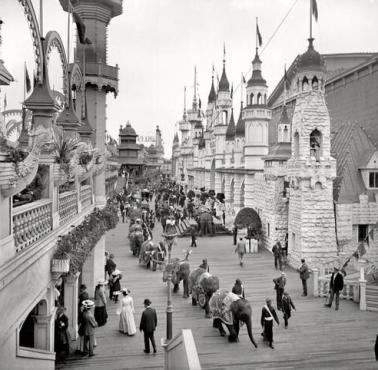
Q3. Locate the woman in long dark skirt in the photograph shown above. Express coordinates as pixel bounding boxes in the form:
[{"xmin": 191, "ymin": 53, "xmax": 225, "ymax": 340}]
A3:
[{"xmin": 94, "ymin": 281, "xmax": 108, "ymax": 326}]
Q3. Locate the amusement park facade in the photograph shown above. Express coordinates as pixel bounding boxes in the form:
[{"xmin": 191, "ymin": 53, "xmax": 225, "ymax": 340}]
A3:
[
  {"xmin": 172, "ymin": 41, "xmax": 378, "ymax": 269},
  {"xmin": 0, "ymin": 1, "xmax": 121, "ymax": 368}
]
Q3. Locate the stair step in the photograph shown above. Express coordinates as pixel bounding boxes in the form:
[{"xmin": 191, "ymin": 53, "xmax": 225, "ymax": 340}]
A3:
[{"xmin": 367, "ymin": 306, "xmax": 378, "ymax": 312}]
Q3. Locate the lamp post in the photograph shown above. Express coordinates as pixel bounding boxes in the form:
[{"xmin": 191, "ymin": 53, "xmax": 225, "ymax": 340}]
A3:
[{"xmin": 163, "ymin": 217, "xmax": 177, "ymax": 341}]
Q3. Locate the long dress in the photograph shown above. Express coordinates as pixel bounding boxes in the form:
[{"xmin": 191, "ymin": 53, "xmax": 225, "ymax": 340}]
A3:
[{"xmin": 118, "ymin": 296, "xmax": 137, "ymax": 335}]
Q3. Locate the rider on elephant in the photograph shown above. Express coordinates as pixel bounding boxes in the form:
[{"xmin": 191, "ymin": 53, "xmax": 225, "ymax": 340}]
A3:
[
  {"xmin": 150, "ymin": 241, "xmax": 166, "ymax": 271},
  {"xmin": 189, "ymin": 268, "xmax": 219, "ymax": 318},
  {"xmin": 139, "ymin": 239, "xmax": 154, "ymax": 268},
  {"xmin": 210, "ymin": 289, "xmax": 258, "ymax": 348},
  {"xmin": 162, "ymin": 250, "xmax": 191, "ymax": 298}
]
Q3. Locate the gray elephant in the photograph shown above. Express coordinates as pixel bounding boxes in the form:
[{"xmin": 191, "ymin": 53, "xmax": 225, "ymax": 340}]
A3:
[
  {"xmin": 162, "ymin": 250, "xmax": 191, "ymax": 298},
  {"xmin": 139, "ymin": 240, "xmax": 154, "ymax": 267},
  {"xmin": 189, "ymin": 268, "xmax": 219, "ymax": 318},
  {"xmin": 150, "ymin": 241, "xmax": 166, "ymax": 271},
  {"xmin": 129, "ymin": 230, "xmax": 144, "ymax": 256},
  {"xmin": 209, "ymin": 289, "xmax": 257, "ymax": 348},
  {"xmin": 198, "ymin": 212, "xmax": 214, "ymax": 236}
]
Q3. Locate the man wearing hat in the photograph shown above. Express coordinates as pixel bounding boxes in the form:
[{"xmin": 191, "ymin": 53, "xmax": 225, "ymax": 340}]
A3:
[
  {"xmin": 139, "ymin": 298, "xmax": 157, "ymax": 354},
  {"xmin": 81, "ymin": 300, "xmax": 98, "ymax": 356},
  {"xmin": 273, "ymin": 272, "xmax": 286, "ymax": 310},
  {"xmin": 297, "ymin": 259, "xmax": 310, "ymax": 296},
  {"xmin": 261, "ymin": 298, "xmax": 279, "ymax": 349},
  {"xmin": 325, "ymin": 266, "xmax": 344, "ymax": 310}
]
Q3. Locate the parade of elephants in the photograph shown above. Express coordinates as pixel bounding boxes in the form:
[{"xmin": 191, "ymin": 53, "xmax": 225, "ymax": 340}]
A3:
[{"xmin": 117, "ymin": 179, "xmax": 259, "ymax": 348}]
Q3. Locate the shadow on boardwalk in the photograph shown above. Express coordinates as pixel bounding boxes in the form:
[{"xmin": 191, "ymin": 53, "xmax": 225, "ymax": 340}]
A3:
[{"xmin": 57, "ymin": 219, "xmax": 377, "ymax": 370}]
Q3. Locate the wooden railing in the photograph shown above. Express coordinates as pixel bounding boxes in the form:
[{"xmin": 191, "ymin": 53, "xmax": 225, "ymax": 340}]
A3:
[
  {"xmin": 80, "ymin": 185, "xmax": 92, "ymax": 209},
  {"xmin": 59, "ymin": 191, "xmax": 78, "ymax": 225},
  {"xmin": 13, "ymin": 199, "xmax": 52, "ymax": 253}
]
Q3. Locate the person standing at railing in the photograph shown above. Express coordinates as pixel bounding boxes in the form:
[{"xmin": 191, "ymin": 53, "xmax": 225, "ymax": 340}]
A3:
[
  {"xmin": 324, "ymin": 266, "xmax": 344, "ymax": 310},
  {"xmin": 297, "ymin": 259, "xmax": 310, "ymax": 296}
]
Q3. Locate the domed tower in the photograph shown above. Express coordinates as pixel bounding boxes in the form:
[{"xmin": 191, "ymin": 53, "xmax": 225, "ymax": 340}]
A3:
[
  {"xmin": 243, "ymin": 48, "xmax": 271, "ymax": 170},
  {"xmin": 287, "ymin": 38, "xmax": 337, "ymax": 266}
]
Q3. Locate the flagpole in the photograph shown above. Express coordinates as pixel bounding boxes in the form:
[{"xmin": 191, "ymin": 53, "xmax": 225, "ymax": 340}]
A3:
[
  {"xmin": 310, "ymin": 0, "xmax": 313, "ymax": 39},
  {"xmin": 256, "ymin": 17, "xmax": 258, "ymax": 51},
  {"xmin": 67, "ymin": 0, "xmax": 71, "ymax": 64},
  {"xmin": 240, "ymin": 73, "xmax": 243, "ymax": 104}
]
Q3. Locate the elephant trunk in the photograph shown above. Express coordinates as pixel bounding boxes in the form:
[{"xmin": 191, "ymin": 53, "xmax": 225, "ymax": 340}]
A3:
[{"xmin": 244, "ymin": 316, "xmax": 258, "ymax": 348}]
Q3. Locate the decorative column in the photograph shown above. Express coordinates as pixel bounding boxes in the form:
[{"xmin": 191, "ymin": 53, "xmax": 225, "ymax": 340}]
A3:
[
  {"xmin": 33, "ymin": 312, "xmax": 54, "ymax": 352},
  {"xmin": 215, "ymin": 172, "xmax": 222, "ymax": 194},
  {"xmin": 224, "ymin": 174, "xmax": 231, "ymax": 205},
  {"xmin": 64, "ymin": 273, "xmax": 80, "ymax": 340}
]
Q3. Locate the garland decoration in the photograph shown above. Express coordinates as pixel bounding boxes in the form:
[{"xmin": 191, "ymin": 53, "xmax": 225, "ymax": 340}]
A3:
[{"xmin": 53, "ymin": 202, "xmax": 119, "ymax": 274}]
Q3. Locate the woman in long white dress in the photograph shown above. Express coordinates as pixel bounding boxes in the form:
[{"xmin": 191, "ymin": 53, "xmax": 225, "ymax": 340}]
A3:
[{"xmin": 118, "ymin": 289, "xmax": 137, "ymax": 335}]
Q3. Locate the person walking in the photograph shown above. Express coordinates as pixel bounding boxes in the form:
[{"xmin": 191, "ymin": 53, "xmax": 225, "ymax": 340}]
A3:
[
  {"xmin": 139, "ymin": 298, "xmax": 157, "ymax": 354},
  {"xmin": 235, "ymin": 237, "xmax": 247, "ymax": 267},
  {"xmin": 190, "ymin": 226, "xmax": 197, "ymax": 248},
  {"xmin": 298, "ymin": 259, "xmax": 310, "ymax": 296},
  {"xmin": 110, "ymin": 269, "xmax": 122, "ymax": 302},
  {"xmin": 325, "ymin": 266, "xmax": 344, "ymax": 310},
  {"xmin": 81, "ymin": 300, "xmax": 98, "ymax": 357},
  {"xmin": 232, "ymin": 278, "xmax": 245, "ymax": 298},
  {"xmin": 105, "ymin": 253, "xmax": 116, "ymax": 278},
  {"xmin": 222, "ymin": 210, "xmax": 226, "ymax": 226},
  {"xmin": 281, "ymin": 291, "xmax": 296, "ymax": 328},
  {"xmin": 272, "ymin": 240, "xmax": 283, "ymax": 270},
  {"xmin": 261, "ymin": 298, "xmax": 279, "ymax": 349},
  {"xmin": 118, "ymin": 289, "xmax": 137, "ymax": 336},
  {"xmin": 232, "ymin": 226, "xmax": 238, "ymax": 246},
  {"xmin": 273, "ymin": 272, "xmax": 286, "ymax": 310},
  {"xmin": 120, "ymin": 202, "xmax": 125, "ymax": 223},
  {"xmin": 94, "ymin": 281, "xmax": 108, "ymax": 327}
]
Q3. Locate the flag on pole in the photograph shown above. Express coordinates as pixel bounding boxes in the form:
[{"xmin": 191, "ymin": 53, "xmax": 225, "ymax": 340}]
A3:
[
  {"xmin": 73, "ymin": 11, "xmax": 92, "ymax": 44},
  {"xmin": 312, "ymin": 0, "xmax": 318, "ymax": 22},
  {"xmin": 256, "ymin": 24, "xmax": 262, "ymax": 47},
  {"xmin": 25, "ymin": 64, "xmax": 31, "ymax": 93}
]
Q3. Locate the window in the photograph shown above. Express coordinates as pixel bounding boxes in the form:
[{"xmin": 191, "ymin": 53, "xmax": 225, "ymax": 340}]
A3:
[
  {"xmin": 369, "ymin": 172, "xmax": 378, "ymax": 188},
  {"xmin": 283, "ymin": 181, "xmax": 290, "ymax": 197},
  {"xmin": 358, "ymin": 225, "xmax": 368, "ymax": 243},
  {"xmin": 257, "ymin": 93, "xmax": 262, "ymax": 105},
  {"xmin": 250, "ymin": 93, "xmax": 254, "ymax": 105},
  {"xmin": 294, "ymin": 132, "xmax": 299, "ymax": 158},
  {"xmin": 310, "ymin": 129, "xmax": 322, "ymax": 161},
  {"xmin": 222, "ymin": 110, "xmax": 228, "ymax": 125}
]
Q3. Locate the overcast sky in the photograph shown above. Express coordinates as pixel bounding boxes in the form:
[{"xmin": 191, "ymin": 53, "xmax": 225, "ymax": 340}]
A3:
[{"xmin": 1, "ymin": 0, "xmax": 378, "ymax": 157}]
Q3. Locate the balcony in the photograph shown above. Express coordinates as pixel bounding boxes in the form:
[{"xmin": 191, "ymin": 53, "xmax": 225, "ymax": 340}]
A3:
[
  {"xmin": 59, "ymin": 191, "xmax": 78, "ymax": 225},
  {"xmin": 85, "ymin": 62, "xmax": 119, "ymax": 95},
  {"xmin": 80, "ymin": 185, "xmax": 93, "ymax": 210}
]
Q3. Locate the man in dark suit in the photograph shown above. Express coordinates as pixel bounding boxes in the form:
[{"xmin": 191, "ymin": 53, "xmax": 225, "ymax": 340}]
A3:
[
  {"xmin": 139, "ymin": 298, "xmax": 157, "ymax": 354},
  {"xmin": 325, "ymin": 266, "xmax": 344, "ymax": 310},
  {"xmin": 81, "ymin": 300, "xmax": 98, "ymax": 356}
]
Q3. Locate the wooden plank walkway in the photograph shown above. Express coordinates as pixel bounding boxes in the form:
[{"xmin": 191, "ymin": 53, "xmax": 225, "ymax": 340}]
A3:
[{"xmin": 56, "ymin": 216, "xmax": 378, "ymax": 370}]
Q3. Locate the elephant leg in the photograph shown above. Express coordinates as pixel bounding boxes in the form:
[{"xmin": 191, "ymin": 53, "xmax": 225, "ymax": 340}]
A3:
[
  {"xmin": 213, "ymin": 318, "xmax": 226, "ymax": 337},
  {"xmin": 183, "ymin": 279, "xmax": 189, "ymax": 298},
  {"xmin": 146, "ymin": 260, "xmax": 151, "ymax": 269},
  {"xmin": 192, "ymin": 297, "xmax": 197, "ymax": 306},
  {"xmin": 173, "ymin": 283, "xmax": 179, "ymax": 293},
  {"xmin": 204, "ymin": 297, "xmax": 211, "ymax": 318},
  {"xmin": 234, "ymin": 320, "xmax": 240, "ymax": 340},
  {"xmin": 152, "ymin": 260, "xmax": 157, "ymax": 271},
  {"xmin": 228, "ymin": 324, "xmax": 238, "ymax": 342}
]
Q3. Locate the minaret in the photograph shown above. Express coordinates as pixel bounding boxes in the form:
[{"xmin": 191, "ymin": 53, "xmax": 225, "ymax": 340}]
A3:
[
  {"xmin": 243, "ymin": 48, "xmax": 271, "ymax": 170},
  {"xmin": 179, "ymin": 86, "xmax": 190, "ymax": 144},
  {"xmin": 61, "ymin": 0, "xmax": 122, "ymax": 206},
  {"xmin": 187, "ymin": 66, "xmax": 202, "ymax": 141},
  {"xmin": 286, "ymin": 37, "xmax": 337, "ymax": 266}
]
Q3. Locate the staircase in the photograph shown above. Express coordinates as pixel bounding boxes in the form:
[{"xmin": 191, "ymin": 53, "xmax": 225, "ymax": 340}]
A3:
[{"xmin": 366, "ymin": 284, "xmax": 378, "ymax": 311}]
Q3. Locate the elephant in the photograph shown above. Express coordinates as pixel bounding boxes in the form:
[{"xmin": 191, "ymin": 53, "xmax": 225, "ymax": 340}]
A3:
[
  {"xmin": 150, "ymin": 241, "xmax": 166, "ymax": 271},
  {"xmin": 189, "ymin": 268, "xmax": 219, "ymax": 318},
  {"xmin": 139, "ymin": 240, "xmax": 154, "ymax": 267},
  {"xmin": 198, "ymin": 212, "xmax": 214, "ymax": 236},
  {"xmin": 129, "ymin": 230, "xmax": 144, "ymax": 256},
  {"xmin": 139, "ymin": 240, "xmax": 166, "ymax": 270},
  {"xmin": 209, "ymin": 289, "xmax": 258, "ymax": 348},
  {"xmin": 162, "ymin": 250, "xmax": 191, "ymax": 298}
]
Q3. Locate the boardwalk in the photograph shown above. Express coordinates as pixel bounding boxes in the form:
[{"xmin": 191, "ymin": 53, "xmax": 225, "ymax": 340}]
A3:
[{"xmin": 57, "ymin": 217, "xmax": 378, "ymax": 370}]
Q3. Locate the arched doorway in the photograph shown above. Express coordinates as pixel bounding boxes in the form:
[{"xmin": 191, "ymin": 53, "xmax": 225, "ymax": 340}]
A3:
[{"xmin": 210, "ymin": 159, "xmax": 215, "ymax": 190}]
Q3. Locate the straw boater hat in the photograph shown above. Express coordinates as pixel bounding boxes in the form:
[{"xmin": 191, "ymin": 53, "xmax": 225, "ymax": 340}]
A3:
[
  {"xmin": 82, "ymin": 299, "xmax": 94, "ymax": 309},
  {"xmin": 112, "ymin": 269, "xmax": 121, "ymax": 276},
  {"xmin": 122, "ymin": 288, "xmax": 130, "ymax": 295},
  {"xmin": 97, "ymin": 280, "xmax": 108, "ymax": 286}
]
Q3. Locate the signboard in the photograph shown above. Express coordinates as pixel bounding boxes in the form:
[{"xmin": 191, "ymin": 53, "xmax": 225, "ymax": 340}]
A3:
[{"xmin": 136, "ymin": 134, "xmax": 156, "ymax": 145}]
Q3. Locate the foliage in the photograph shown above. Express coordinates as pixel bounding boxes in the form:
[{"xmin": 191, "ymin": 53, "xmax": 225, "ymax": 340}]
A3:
[
  {"xmin": 53, "ymin": 128, "xmax": 79, "ymax": 164},
  {"xmin": 52, "ymin": 202, "xmax": 119, "ymax": 274},
  {"xmin": 234, "ymin": 207, "xmax": 262, "ymax": 238},
  {"xmin": 8, "ymin": 147, "xmax": 28, "ymax": 164}
]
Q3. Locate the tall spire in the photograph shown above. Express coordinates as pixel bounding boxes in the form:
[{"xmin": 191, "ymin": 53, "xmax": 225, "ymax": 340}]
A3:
[
  {"xmin": 183, "ymin": 86, "xmax": 187, "ymax": 120},
  {"xmin": 208, "ymin": 64, "xmax": 216, "ymax": 103},
  {"xmin": 219, "ymin": 43, "xmax": 230, "ymax": 92},
  {"xmin": 192, "ymin": 65, "xmax": 197, "ymax": 109}
]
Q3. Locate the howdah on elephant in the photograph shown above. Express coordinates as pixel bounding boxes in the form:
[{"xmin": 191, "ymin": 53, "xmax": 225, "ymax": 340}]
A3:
[
  {"xmin": 139, "ymin": 240, "xmax": 166, "ymax": 270},
  {"xmin": 162, "ymin": 250, "xmax": 191, "ymax": 298},
  {"xmin": 189, "ymin": 268, "xmax": 219, "ymax": 318},
  {"xmin": 209, "ymin": 289, "xmax": 257, "ymax": 348}
]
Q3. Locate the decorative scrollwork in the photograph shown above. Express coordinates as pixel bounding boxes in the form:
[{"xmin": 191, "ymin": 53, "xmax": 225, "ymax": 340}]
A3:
[{"xmin": 18, "ymin": 0, "xmax": 44, "ymax": 83}]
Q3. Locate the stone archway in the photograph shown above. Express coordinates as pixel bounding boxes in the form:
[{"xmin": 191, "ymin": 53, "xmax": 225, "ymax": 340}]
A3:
[
  {"xmin": 234, "ymin": 207, "xmax": 262, "ymax": 238},
  {"xmin": 210, "ymin": 159, "xmax": 215, "ymax": 190}
]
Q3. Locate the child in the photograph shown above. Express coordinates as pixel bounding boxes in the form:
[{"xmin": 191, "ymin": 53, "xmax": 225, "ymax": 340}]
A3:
[{"xmin": 281, "ymin": 291, "xmax": 296, "ymax": 328}]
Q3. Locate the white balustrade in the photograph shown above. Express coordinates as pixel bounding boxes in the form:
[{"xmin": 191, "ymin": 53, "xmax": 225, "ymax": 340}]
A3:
[
  {"xmin": 80, "ymin": 185, "xmax": 92, "ymax": 209},
  {"xmin": 59, "ymin": 191, "xmax": 78, "ymax": 225},
  {"xmin": 13, "ymin": 199, "xmax": 52, "ymax": 253}
]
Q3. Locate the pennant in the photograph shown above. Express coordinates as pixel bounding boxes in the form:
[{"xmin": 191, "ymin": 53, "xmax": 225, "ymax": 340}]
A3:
[
  {"xmin": 25, "ymin": 65, "xmax": 31, "ymax": 93},
  {"xmin": 73, "ymin": 11, "xmax": 92, "ymax": 44},
  {"xmin": 312, "ymin": 0, "xmax": 318, "ymax": 22},
  {"xmin": 256, "ymin": 24, "xmax": 262, "ymax": 47}
]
